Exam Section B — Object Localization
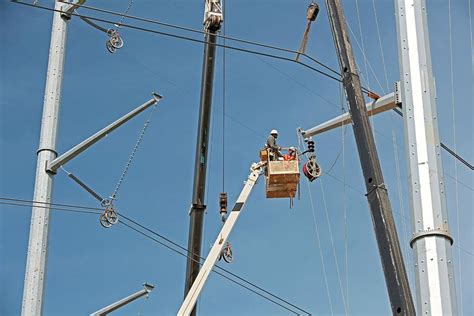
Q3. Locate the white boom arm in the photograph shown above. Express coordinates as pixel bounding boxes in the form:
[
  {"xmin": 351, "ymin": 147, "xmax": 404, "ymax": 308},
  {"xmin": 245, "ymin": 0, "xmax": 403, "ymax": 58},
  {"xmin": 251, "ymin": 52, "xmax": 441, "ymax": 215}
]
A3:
[{"xmin": 177, "ymin": 161, "xmax": 266, "ymax": 316}]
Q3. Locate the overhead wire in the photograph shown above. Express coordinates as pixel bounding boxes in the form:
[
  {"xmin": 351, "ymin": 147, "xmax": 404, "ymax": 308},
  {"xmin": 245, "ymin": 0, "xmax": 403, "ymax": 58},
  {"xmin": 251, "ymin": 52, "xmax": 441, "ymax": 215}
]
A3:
[
  {"xmin": 371, "ymin": 0, "xmax": 390, "ymax": 92},
  {"xmin": 353, "ymin": 0, "xmax": 378, "ymax": 148},
  {"xmin": 0, "ymin": 196, "xmax": 309, "ymax": 315},
  {"xmin": 392, "ymin": 108, "xmax": 473, "ymax": 171},
  {"xmin": 304, "ymin": 180, "xmax": 334, "ymax": 315},
  {"xmin": 392, "ymin": 129, "xmax": 414, "ymax": 285},
  {"xmin": 15, "ymin": 1, "xmax": 386, "ymax": 93},
  {"xmin": 54, "ymin": 0, "xmax": 340, "ymax": 77},
  {"xmin": 222, "ymin": 0, "xmax": 226, "ymax": 193},
  {"xmin": 369, "ymin": 0, "xmax": 415, "ymax": 287},
  {"xmin": 296, "ymin": 136, "xmax": 334, "ymax": 315},
  {"xmin": 20, "ymin": 0, "xmax": 473, "ymax": 172},
  {"xmin": 448, "ymin": 1, "xmax": 463, "ymax": 312},
  {"xmin": 11, "ymin": 1, "xmax": 473, "ymax": 311},
  {"xmin": 319, "ymin": 178, "xmax": 348, "ymax": 315},
  {"xmin": 117, "ymin": 218, "xmax": 308, "ymax": 316},
  {"xmin": 6, "ymin": 192, "xmax": 474, "ymax": 262},
  {"xmin": 339, "ymin": 83, "xmax": 349, "ymax": 312},
  {"xmin": 345, "ymin": 22, "xmax": 386, "ymax": 94}
]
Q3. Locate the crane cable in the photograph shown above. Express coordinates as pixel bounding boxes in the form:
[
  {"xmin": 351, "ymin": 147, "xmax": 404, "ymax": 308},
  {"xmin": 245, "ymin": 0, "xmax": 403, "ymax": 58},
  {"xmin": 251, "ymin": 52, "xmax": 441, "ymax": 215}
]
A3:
[
  {"xmin": 448, "ymin": 1, "xmax": 463, "ymax": 312},
  {"xmin": 296, "ymin": 135, "xmax": 334, "ymax": 315},
  {"xmin": 339, "ymin": 82, "xmax": 349, "ymax": 311}
]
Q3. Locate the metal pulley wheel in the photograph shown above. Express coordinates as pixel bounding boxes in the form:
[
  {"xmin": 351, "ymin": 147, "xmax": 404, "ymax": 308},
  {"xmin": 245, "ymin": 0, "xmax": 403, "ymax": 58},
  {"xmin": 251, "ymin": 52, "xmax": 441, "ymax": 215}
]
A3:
[
  {"xmin": 105, "ymin": 208, "xmax": 119, "ymax": 225},
  {"xmin": 303, "ymin": 159, "xmax": 321, "ymax": 181},
  {"xmin": 100, "ymin": 213, "xmax": 113, "ymax": 228},
  {"xmin": 221, "ymin": 241, "xmax": 233, "ymax": 263},
  {"xmin": 106, "ymin": 29, "xmax": 124, "ymax": 54},
  {"xmin": 99, "ymin": 207, "xmax": 118, "ymax": 228}
]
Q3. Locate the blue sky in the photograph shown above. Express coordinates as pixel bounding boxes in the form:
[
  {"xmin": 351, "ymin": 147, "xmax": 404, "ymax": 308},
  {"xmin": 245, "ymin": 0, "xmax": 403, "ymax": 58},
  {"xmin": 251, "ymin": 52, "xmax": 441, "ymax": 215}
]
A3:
[{"xmin": 1, "ymin": 0, "xmax": 472, "ymax": 315}]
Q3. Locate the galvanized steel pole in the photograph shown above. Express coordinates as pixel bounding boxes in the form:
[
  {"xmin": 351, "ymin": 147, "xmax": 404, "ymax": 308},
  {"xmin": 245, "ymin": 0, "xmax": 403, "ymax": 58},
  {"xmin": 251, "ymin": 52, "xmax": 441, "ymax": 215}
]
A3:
[
  {"xmin": 325, "ymin": 0, "xmax": 415, "ymax": 314},
  {"xmin": 22, "ymin": 1, "xmax": 69, "ymax": 315},
  {"xmin": 395, "ymin": 1, "xmax": 457, "ymax": 314}
]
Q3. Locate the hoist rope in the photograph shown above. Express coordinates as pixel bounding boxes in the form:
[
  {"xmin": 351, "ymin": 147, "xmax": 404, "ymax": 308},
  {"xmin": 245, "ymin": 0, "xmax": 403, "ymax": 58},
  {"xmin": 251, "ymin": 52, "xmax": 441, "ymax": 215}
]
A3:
[
  {"xmin": 353, "ymin": 0, "xmax": 378, "ymax": 148},
  {"xmin": 305, "ymin": 180, "xmax": 334, "ymax": 315},
  {"xmin": 346, "ymin": 22, "xmax": 386, "ymax": 94},
  {"xmin": 354, "ymin": 0, "xmax": 370, "ymax": 94},
  {"xmin": 448, "ymin": 1, "xmax": 463, "ymax": 312},
  {"xmin": 470, "ymin": 0, "xmax": 473, "ymax": 74},
  {"xmin": 222, "ymin": 1, "xmax": 226, "ymax": 193},
  {"xmin": 319, "ymin": 178, "xmax": 349, "ymax": 316},
  {"xmin": 136, "ymin": 293, "xmax": 149, "ymax": 316},
  {"xmin": 340, "ymin": 83, "xmax": 349, "ymax": 312},
  {"xmin": 297, "ymin": 135, "xmax": 334, "ymax": 315},
  {"xmin": 371, "ymin": 0, "xmax": 390, "ymax": 92},
  {"xmin": 111, "ymin": 104, "xmax": 158, "ymax": 200},
  {"xmin": 392, "ymin": 129, "xmax": 414, "ymax": 284}
]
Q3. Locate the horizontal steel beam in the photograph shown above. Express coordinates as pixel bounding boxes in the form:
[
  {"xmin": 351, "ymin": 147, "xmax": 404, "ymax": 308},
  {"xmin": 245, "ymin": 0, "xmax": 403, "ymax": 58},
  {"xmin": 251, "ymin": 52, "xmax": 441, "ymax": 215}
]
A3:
[
  {"xmin": 47, "ymin": 93, "xmax": 162, "ymax": 173},
  {"xmin": 301, "ymin": 90, "xmax": 400, "ymax": 138},
  {"xmin": 90, "ymin": 283, "xmax": 155, "ymax": 316}
]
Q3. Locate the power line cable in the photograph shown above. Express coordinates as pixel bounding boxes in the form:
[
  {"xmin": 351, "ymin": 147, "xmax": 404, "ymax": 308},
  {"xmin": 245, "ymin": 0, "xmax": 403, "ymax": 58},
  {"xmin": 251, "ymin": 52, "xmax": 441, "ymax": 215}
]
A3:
[
  {"xmin": 448, "ymin": 1, "xmax": 463, "ymax": 312},
  {"xmin": 117, "ymin": 213, "xmax": 312, "ymax": 315},
  {"xmin": 54, "ymin": 0, "xmax": 340, "ymax": 77},
  {"xmin": 117, "ymin": 219, "xmax": 307, "ymax": 315},
  {"xmin": 296, "ymin": 135, "xmax": 334, "ymax": 315},
  {"xmin": 371, "ymin": 0, "xmax": 390, "ymax": 92},
  {"xmin": 4, "ymin": 196, "xmax": 474, "ymax": 260},
  {"xmin": 14, "ymin": 1, "xmax": 349, "ymax": 86},
  {"xmin": 0, "ymin": 196, "xmax": 309, "ymax": 314},
  {"xmin": 319, "ymin": 178, "xmax": 348, "ymax": 315},
  {"xmin": 392, "ymin": 108, "xmax": 473, "ymax": 171}
]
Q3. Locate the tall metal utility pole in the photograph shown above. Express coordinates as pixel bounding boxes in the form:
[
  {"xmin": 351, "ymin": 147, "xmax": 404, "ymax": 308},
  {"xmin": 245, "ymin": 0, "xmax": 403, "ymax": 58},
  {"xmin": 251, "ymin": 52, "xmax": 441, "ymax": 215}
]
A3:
[
  {"xmin": 325, "ymin": 1, "xmax": 415, "ymax": 314},
  {"xmin": 395, "ymin": 1, "xmax": 457, "ymax": 314},
  {"xmin": 22, "ymin": 1, "xmax": 69, "ymax": 315},
  {"xmin": 184, "ymin": 1, "xmax": 222, "ymax": 315}
]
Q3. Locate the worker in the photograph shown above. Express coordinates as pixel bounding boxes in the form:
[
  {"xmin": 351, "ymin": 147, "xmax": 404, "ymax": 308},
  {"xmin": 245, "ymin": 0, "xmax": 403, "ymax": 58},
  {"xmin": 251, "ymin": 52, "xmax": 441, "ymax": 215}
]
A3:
[
  {"xmin": 266, "ymin": 129, "xmax": 282, "ymax": 161},
  {"xmin": 284, "ymin": 147, "xmax": 297, "ymax": 161}
]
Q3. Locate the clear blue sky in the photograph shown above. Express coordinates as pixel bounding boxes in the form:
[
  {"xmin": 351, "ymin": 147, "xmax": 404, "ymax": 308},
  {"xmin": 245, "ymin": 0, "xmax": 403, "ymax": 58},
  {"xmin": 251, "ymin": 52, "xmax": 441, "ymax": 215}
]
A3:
[{"xmin": 1, "ymin": 0, "xmax": 472, "ymax": 315}]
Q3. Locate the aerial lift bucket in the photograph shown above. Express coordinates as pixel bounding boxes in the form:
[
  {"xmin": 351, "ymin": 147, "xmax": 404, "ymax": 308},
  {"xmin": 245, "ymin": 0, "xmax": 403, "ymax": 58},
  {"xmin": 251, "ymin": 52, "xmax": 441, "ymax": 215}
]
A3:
[{"xmin": 260, "ymin": 149, "xmax": 300, "ymax": 199}]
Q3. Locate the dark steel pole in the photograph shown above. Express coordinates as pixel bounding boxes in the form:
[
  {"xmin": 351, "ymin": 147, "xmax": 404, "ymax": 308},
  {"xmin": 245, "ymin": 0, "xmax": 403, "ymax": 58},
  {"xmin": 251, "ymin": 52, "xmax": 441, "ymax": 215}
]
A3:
[
  {"xmin": 325, "ymin": 1, "xmax": 415, "ymax": 315},
  {"xmin": 184, "ymin": 30, "xmax": 218, "ymax": 316}
]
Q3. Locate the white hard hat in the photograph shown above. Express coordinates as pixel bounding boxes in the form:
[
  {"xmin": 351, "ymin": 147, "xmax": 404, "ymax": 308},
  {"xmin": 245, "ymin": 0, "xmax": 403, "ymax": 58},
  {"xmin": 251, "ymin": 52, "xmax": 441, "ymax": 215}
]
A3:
[
  {"xmin": 289, "ymin": 147, "xmax": 296, "ymax": 151},
  {"xmin": 270, "ymin": 129, "xmax": 278, "ymax": 135}
]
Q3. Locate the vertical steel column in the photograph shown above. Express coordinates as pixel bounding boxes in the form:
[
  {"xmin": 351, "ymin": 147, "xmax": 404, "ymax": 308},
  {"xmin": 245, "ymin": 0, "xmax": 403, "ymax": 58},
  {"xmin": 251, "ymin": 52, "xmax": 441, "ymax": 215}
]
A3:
[
  {"xmin": 395, "ymin": 1, "xmax": 457, "ymax": 314},
  {"xmin": 184, "ymin": 8, "xmax": 221, "ymax": 315},
  {"xmin": 325, "ymin": 1, "xmax": 415, "ymax": 314},
  {"xmin": 22, "ymin": 2, "xmax": 69, "ymax": 315}
]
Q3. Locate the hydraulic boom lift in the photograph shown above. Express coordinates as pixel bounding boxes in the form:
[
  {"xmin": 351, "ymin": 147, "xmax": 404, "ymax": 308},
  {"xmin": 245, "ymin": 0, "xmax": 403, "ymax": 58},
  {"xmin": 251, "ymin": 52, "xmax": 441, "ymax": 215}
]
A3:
[
  {"xmin": 178, "ymin": 160, "xmax": 266, "ymax": 316},
  {"xmin": 178, "ymin": 142, "xmax": 318, "ymax": 315}
]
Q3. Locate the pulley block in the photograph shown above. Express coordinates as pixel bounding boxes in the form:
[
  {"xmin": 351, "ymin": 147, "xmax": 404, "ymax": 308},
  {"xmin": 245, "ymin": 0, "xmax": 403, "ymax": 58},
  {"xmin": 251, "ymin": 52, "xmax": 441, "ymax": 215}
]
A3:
[
  {"xmin": 99, "ymin": 207, "xmax": 118, "ymax": 228},
  {"xmin": 219, "ymin": 241, "xmax": 233, "ymax": 263},
  {"xmin": 303, "ymin": 159, "xmax": 321, "ymax": 182},
  {"xmin": 106, "ymin": 29, "xmax": 124, "ymax": 54}
]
